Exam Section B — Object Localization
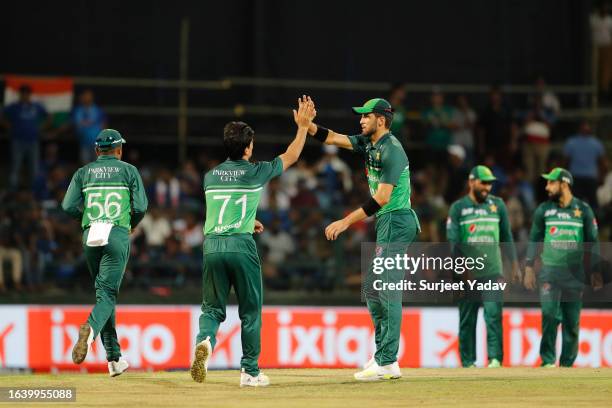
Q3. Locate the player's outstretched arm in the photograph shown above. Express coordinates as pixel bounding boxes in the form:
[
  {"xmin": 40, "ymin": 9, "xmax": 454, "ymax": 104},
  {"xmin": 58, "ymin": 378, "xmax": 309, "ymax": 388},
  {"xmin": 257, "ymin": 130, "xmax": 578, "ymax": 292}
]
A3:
[
  {"xmin": 279, "ymin": 95, "xmax": 316, "ymax": 171},
  {"xmin": 325, "ymin": 183, "xmax": 394, "ymax": 241},
  {"xmin": 307, "ymin": 123, "xmax": 353, "ymax": 150},
  {"xmin": 292, "ymin": 103, "xmax": 353, "ymax": 150}
]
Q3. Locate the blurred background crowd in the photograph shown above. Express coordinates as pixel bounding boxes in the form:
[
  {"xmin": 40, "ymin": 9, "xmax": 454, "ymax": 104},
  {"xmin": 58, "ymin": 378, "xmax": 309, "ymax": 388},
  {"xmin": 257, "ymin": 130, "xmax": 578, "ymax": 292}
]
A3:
[
  {"xmin": 1, "ymin": 81, "xmax": 612, "ymax": 297},
  {"xmin": 1, "ymin": 1, "xmax": 612, "ymax": 301}
]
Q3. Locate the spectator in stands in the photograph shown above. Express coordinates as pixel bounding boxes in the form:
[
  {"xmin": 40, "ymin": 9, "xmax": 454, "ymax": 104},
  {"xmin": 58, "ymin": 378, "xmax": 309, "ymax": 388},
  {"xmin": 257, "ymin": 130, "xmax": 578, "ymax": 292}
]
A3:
[
  {"xmin": 422, "ymin": 88, "xmax": 455, "ymax": 166},
  {"xmin": 291, "ymin": 178, "xmax": 319, "ymax": 209},
  {"xmin": 136, "ymin": 208, "xmax": 172, "ymax": 259},
  {"xmin": 178, "ymin": 160, "xmax": 202, "ymax": 207},
  {"xmin": 591, "ymin": 3, "xmax": 612, "ymax": 95},
  {"xmin": 444, "ymin": 145, "xmax": 469, "ymax": 204},
  {"xmin": 389, "ymin": 83, "xmax": 408, "ymax": 138},
  {"xmin": 477, "ymin": 86, "xmax": 518, "ymax": 169},
  {"xmin": 521, "ymin": 95, "xmax": 556, "ymax": 184},
  {"xmin": 1, "ymin": 85, "xmax": 50, "ymax": 190},
  {"xmin": 258, "ymin": 218, "xmax": 295, "ymax": 267},
  {"xmin": 511, "ymin": 167, "xmax": 536, "ymax": 214},
  {"xmin": 452, "ymin": 95, "xmax": 477, "ymax": 167},
  {"xmin": 563, "ymin": 121, "xmax": 606, "ymax": 208},
  {"xmin": 280, "ymin": 159, "xmax": 317, "ymax": 198},
  {"xmin": 315, "ymin": 145, "xmax": 352, "ymax": 206},
  {"xmin": 533, "ymin": 76, "xmax": 561, "ymax": 116},
  {"xmin": 15, "ymin": 203, "xmax": 47, "ymax": 290},
  {"xmin": 0, "ymin": 208, "xmax": 23, "ymax": 292},
  {"xmin": 176, "ymin": 212, "xmax": 204, "ymax": 254},
  {"xmin": 259, "ymin": 177, "xmax": 291, "ymax": 227},
  {"xmin": 72, "ymin": 89, "xmax": 107, "ymax": 164},
  {"xmin": 152, "ymin": 169, "xmax": 181, "ymax": 208},
  {"xmin": 411, "ymin": 180, "xmax": 440, "ymax": 242}
]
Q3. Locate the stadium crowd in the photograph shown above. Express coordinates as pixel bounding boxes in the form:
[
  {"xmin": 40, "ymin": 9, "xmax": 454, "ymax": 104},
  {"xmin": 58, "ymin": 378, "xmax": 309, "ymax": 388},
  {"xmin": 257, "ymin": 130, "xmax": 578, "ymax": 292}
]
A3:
[{"xmin": 1, "ymin": 86, "xmax": 611, "ymax": 294}]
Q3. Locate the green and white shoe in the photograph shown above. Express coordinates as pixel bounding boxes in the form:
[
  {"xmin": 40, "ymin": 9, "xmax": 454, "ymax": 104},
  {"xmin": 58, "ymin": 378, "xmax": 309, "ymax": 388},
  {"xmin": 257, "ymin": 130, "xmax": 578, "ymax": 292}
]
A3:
[
  {"xmin": 72, "ymin": 323, "xmax": 94, "ymax": 364},
  {"xmin": 487, "ymin": 359, "xmax": 501, "ymax": 368},
  {"xmin": 190, "ymin": 336, "xmax": 212, "ymax": 383},
  {"xmin": 542, "ymin": 363, "xmax": 556, "ymax": 368}
]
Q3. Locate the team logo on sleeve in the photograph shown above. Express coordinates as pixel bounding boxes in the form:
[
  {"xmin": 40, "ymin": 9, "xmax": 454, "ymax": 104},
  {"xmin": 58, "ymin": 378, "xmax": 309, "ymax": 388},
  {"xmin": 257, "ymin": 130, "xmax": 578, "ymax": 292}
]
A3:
[{"xmin": 593, "ymin": 218, "xmax": 598, "ymax": 229}]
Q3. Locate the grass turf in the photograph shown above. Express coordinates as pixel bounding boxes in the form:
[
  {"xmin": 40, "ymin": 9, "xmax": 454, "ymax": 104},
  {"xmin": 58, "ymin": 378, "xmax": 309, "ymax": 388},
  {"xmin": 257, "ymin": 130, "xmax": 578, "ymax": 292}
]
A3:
[{"xmin": 1, "ymin": 368, "xmax": 611, "ymax": 408}]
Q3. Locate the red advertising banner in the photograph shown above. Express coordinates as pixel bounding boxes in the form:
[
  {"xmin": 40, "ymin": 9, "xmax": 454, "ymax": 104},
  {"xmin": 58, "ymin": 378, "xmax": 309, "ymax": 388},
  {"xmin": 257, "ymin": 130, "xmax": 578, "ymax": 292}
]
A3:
[{"xmin": 1, "ymin": 306, "xmax": 609, "ymax": 371}]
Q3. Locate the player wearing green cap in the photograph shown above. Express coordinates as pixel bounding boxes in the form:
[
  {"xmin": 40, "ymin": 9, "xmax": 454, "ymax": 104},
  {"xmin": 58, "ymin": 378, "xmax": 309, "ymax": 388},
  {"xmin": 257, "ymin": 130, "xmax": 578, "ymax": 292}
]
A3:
[
  {"xmin": 524, "ymin": 167, "xmax": 603, "ymax": 367},
  {"xmin": 446, "ymin": 165, "xmax": 519, "ymax": 368},
  {"xmin": 305, "ymin": 98, "xmax": 420, "ymax": 381},
  {"xmin": 62, "ymin": 129, "xmax": 148, "ymax": 377},
  {"xmin": 190, "ymin": 97, "xmax": 315, "ymax": 387}
]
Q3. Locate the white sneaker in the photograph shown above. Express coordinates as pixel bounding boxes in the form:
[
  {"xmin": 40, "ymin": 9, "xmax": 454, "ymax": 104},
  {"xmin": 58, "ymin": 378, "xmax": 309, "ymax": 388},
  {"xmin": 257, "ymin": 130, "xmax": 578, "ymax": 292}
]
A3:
[
  {"xmin": 363, "ymin": 356, "xmax": 377, "ymax": 369},
  {"xmin": 190, "ymin": 337, "xmax": 212, "ymax": 383},
  {"xmin": 354, "ymin": 361, "xmax": 402, "ymax": 381},
  {"xmin": 240, "ymin": 369, "xmax": 270, "ymax": 387},
  {"xmin": 108, "ymin": 359, "xmax": 129, "ymax": 377}
]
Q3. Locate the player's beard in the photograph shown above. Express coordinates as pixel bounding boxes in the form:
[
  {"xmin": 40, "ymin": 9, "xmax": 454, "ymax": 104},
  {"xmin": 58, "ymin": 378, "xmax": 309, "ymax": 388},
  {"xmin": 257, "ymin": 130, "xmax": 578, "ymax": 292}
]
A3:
[
  {"xmin": 474, "ymin": 188, "xmax": 488, "ymax": 203},
  {"xmin": 548, "ymin": 191, "xmax": 561, "ymax": 203},
  {"xmin": 362, "ymin": 122, "xmax": 377, "ymax": 137}
]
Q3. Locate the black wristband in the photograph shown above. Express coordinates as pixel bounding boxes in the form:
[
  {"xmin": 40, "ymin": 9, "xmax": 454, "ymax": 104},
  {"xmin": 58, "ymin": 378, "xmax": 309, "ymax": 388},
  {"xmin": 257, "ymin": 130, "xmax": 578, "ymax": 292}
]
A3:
[
  {"xmin": 362, "ymin": 197, "xmax": 381, "ymax": 217},
  {"xmin": 313, "ymin": 125, "xmax": 329, "ymax": 142}
]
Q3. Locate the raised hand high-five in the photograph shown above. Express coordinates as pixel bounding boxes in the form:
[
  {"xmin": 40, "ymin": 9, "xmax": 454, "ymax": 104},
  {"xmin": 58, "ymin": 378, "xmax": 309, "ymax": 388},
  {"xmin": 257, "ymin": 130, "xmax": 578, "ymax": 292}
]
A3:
[{"xmin": 293, "ymin": 95, "xmax": 316, "ymax": 129}]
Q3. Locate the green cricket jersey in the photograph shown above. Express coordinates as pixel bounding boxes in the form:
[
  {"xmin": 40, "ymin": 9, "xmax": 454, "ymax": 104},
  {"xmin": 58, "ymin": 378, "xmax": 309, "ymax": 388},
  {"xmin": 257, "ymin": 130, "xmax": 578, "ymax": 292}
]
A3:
[
  {"xmin": 446, "ymin": 195, "xmax": 517, "ymax": 277},
  {"xmin": 62, "ymin": 155, "xmax": 148, "ymax": 230},
  {"xmin": 203, "ymin": 157, "xmax": 283, "ymax": 243},
  {"xmin": 526, "ymin": 197, "xmax": 599, "ymax": 271},
  {"xmin": 348, "ymin": 133, "xmax": 413, "ymax": 217}
]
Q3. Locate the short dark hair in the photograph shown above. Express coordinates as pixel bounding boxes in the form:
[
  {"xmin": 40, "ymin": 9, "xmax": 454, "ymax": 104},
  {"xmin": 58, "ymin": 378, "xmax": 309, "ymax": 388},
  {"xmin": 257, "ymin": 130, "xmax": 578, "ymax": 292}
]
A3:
[
  {"xmin": 374, "ymin": 113, "xmax": 393, "ymax": 129},
  {"xmin": 223, "ymin": 121, "xmax": 254, "ymax": 160}
]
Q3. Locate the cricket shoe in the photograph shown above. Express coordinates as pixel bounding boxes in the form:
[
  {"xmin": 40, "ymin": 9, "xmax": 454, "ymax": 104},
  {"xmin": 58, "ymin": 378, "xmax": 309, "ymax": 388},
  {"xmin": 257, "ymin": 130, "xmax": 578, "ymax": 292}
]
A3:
[
  {"xmin": 190, "ymin": 336, "xmax": 212, "ymax": 383},
  {"xmin": 240, "ymin": 369, "xmax": 270, "ymax": 387},
  {"xmin": 108, "ymin": 359, "xmax": 129, "ymax": 377},
  {"xmin": 72, "ymin": 323, "xmax": 94, "ymax": 364},
  {"xmin": 354, "ymin": 361, "xmax": 402, "ymax": 381},
  {"xmin": 487, "ymin": 359, "xmax": 501, "ymax": 368},
  {"xmin": 541, "ymin": 363, "xmax": 556, "ymax": 368},
  {"xmin": 363, "ymin": 356, "xmax": 377, "ymax": 370}
]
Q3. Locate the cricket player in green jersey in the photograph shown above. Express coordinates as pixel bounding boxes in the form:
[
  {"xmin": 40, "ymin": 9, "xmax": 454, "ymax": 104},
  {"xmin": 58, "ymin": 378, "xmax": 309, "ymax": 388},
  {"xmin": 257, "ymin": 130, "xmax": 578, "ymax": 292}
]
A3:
[
  {"xmin": 190, "ymin": 97, "xmax": 315, "ymax": 387},
  {"xmin": 524, "ymin": 168, "xmax": 603, "ymax": 367},
  {"xmin": 446, "ymin": 165, "xmax": 520, "ymax": 368},
  {"xmin": 62, "ymin": 129, "xmax": 148, "ymax": 377},
  {"xmin": 305, "ymin": 98, "xmax": 419, "ymax": 381}
]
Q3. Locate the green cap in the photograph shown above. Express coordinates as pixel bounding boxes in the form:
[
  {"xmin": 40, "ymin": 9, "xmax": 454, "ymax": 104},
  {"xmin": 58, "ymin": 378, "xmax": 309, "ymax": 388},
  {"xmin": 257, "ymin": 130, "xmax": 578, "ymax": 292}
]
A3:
[
  {"xmin": 352, "ymin": 98, "xmax": 394, "ymax": 118},
  {"xmin": 95, "ymin": 129, "xmax": 126, "ymax": 150},
  {"xmin": 469, "ymin": 165, "xmax": 497, "ymax": 182},
  {"xmin": 542, "ymin": 167, "xmax": 573, "ymax": 186}
]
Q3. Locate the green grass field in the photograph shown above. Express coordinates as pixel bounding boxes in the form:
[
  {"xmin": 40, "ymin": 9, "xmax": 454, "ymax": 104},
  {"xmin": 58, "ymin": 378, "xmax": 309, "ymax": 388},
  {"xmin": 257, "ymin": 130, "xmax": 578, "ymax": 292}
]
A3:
[{"xmin": 1, "ymin": 368, "xmax": 611, "ymax": 408}]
